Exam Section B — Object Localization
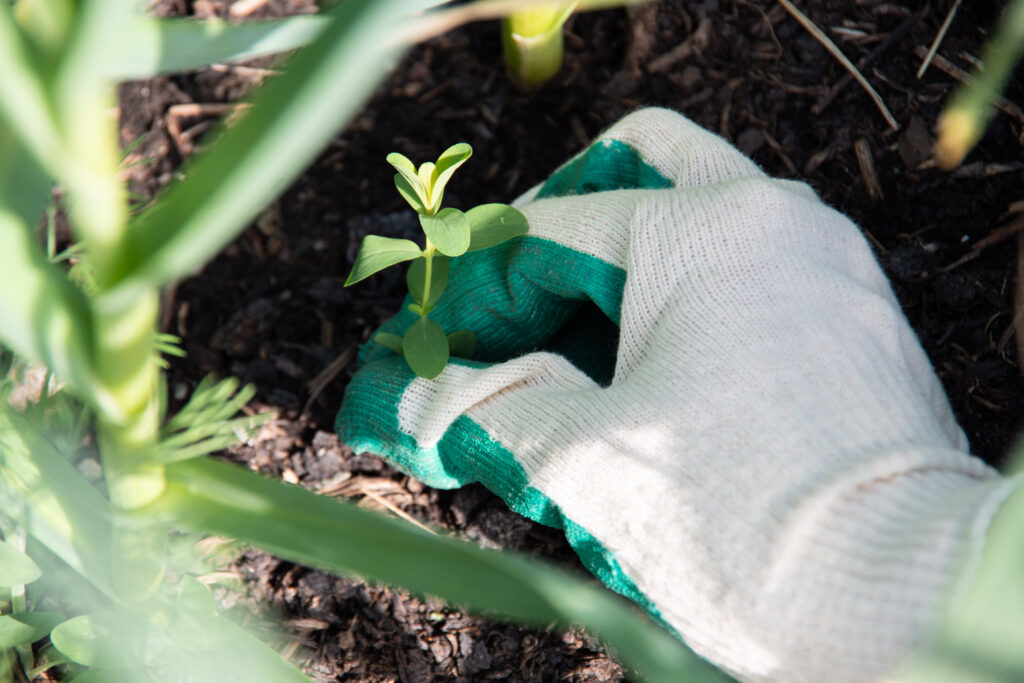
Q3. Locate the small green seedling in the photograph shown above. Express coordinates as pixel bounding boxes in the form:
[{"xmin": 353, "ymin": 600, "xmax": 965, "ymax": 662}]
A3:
[{"xmin": 345, "ymin": 143, "xmax": 528, "ymax": 379}]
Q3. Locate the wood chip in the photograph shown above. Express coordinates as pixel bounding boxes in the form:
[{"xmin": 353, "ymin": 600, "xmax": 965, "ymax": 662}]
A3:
[
  {"xmin": 854, "ymin": 138, "xmax": 884, "ymax": 202},
  {"xmin": 229, "ymin": 0, "xmax": 271, "ymax": 18}
]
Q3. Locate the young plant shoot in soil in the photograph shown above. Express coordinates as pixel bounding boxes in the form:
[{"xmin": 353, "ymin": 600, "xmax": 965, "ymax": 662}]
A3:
[
  {"xmin": 345, "ymin": 143, "xmax": 528, "ymax": 379},
  {"xmin": 502, "ymin": 1, "xmax": 580, "ymax": 90}
]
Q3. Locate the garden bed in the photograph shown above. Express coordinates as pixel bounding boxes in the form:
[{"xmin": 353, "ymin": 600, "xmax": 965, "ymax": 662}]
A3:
[{"xmin": 118, "ymin": 0, "xmax": 1023, "ymax": 680}]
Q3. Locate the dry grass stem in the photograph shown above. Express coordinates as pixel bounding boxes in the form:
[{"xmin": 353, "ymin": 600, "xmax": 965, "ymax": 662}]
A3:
[
  {"xmin": 775, "ymin": 0, "xmax": 899, "ymax": 130},
  {"xmin": 917, "ymin": 0, "xmax": 961, "ymax": 79}
]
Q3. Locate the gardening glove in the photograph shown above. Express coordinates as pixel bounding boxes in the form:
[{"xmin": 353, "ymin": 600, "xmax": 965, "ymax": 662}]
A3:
[{"xmin": 337, "ymin": 108, "xmax": 1019, "ymax": 683}]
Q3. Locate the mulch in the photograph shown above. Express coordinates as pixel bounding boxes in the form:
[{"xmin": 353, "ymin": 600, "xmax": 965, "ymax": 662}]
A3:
[{"xmin": 114, "ymin": 1, "xmax": 1024, "ymax": 680}]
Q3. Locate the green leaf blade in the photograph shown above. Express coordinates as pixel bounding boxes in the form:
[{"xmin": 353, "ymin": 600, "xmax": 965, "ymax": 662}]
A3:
[
  {"xmin": 0, "ymin": 540, "xmax": 41, "ymax": 587},
  {"xmin": 407, "ymin": 255, "xmax": 450, "ymax": 309},
  {"xmin": 420, "ymin": 208, "xmax": 470, "ymax": 257},
  {"xmin": 467, "ymin": 203, "xmax": 529, "ymax": 251},
  {"xmin": 148, "ymin": 457, "xmax": 723, "ymax": 683},
  {"xmin": 393, "ymin": 173, "xmax": 428, "ymax": 214},
  {"xmin": 403, "ymin": 316, "xmax": 449, "ymax": 379},
  {"xmin": 345, "ymin": 235, "xmax": 422, "ymax": 286},
  {"xmin": 0, "ymin": 612, "xmax": 64, "ymax": 648},
  {"xmin": 388, "ymin": 153, "xmax": 429, "ymax": 212},
  {"xmin": 109, "ymin": 15, "xmax": 331, "ymax": 80},
  {"xmin": 51, "ymin": 611, "xmax": 162, "ymax": 669}
]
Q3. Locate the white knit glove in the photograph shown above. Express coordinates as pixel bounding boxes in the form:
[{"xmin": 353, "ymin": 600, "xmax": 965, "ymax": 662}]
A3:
[{"xmin": 337, "ymin": 108, "xmax": 1018, "ymax": 682}]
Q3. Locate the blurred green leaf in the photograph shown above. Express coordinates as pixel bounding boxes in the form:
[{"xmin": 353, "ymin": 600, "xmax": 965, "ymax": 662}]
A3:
[
  {"xmin": 108, "ymin": 15, "xmax": 330, "ymax": 80},
  {"xmin": 146, "ymin": 457, "xmax": 723, "ymax": 683},
  {"xmin": 447, "ymin": 329, "xmax": 476, "ymax": 358},
  {"xmin": 52, "ymin": 610, "xmax": 164, "ymax": 669},
  {"xmin": 427, "ymin": 142, "xmax": 472, "ymax": 212},
  {"xmin": 99, "ymin": 0, "xmax": 440, "ymax": 302},
  {"xmin": 907, "ymin": 477, "xmax": 1024, "ymax": 682},
  {"xmin": 0, "ymin": 612, "xmax": 64, "ymax": 648},
  {"xmin": 935, "ymin": 0, "xmax": 1024, "ymax": 169},
  {"xmin": 0, "ymin": 407, "xmax": 116, "ymax": 599},
  {"xmin": 0, "ymin": 4, "xmax": 60, "ymax": 172},
  {"xmin": 0, "ymin": 540, "xmax": 41, "ymax": 587},
  {"xmin": 373, "ymin": 331, "xmax": 403, "ymax": 353},
  {"xmin": 176, "ymin": 576, "xmax": 217, "ymax": 619},
  {"xmin": 407, "ymin": 255, "xmax": 450, "ymax": 309},
  {"xmin": 0, "ymin": 125, "xmax": 100, "ymax": 409},
  {"xmin": 403, "ymin": 316, "xmax": 449, "ymax": 378},
  {"xmin": 345, "ymin": 235, "xmax": 423, "ymax": 286},
  {"xmin": 420, "ymin": 208, "xmax": 470, "ymax": 257},
  {"xmin": 68, "ymin": 669, "xmax": 148, "ymax": 683},
  {"xmin": 467, "ymin": 203, "xmax": 529, "ymax": 251}
]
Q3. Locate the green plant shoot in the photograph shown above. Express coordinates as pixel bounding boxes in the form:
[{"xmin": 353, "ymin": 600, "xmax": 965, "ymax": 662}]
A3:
[
  {"xmin": 502, "ymin": 1, "xmax": 580, "ymax": 90},
  {"xmin": 345, "ymin": 143, "xmax": 528, "ymax": 378}
]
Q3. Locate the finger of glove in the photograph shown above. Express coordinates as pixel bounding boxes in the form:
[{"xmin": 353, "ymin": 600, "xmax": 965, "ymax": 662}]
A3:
[
  {"xmin": 517, "ymin": 107, "xmax": 766, "ymax": 207},
  {"xmin": 339, "ymin": 349, "xmax": 595, "ymax": 495},
  {"xmin": 339, "ymin": 349, "xmax": 660, "ymax": 615}
]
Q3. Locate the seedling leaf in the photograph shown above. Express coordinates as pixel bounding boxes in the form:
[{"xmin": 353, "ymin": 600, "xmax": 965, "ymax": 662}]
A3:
[
  {"xmin": 408, "ymin": 303, "xmax": 425, "ymax": 316},
  {"xmin": 403, "ymin": 317, "xmax": 449, "ymax": 378},
  {"xmin": 345, "ymin": 235, "xmax": 422, "ymax": 285},
  {"xmin": 467, "ymin": 203, "xmax": 529, "ymax": 251},
  {"xmin": 0, "ymin": 612, "xmax": 64, "ymax": 648},
  {"xmin": 429, "ymin": 142, "xmax": 472, "ymax": 213},
  {"xmin": 407, "ymin": 254, "xmax": 450, "ymax": 309},
  {"xmin": 385, "ymin": 151, "xmax": 417, "ymax": 178},
  {"xmin": 388, "ymin": 153, "xmax": 429, "ymax": 210},
  {"xmin": 373, "ymin": 332, "xmax": 403, "ymax": 353},
  {"xmin": 448, "ymin": 330, "xmax": 476, "ymax": 358},
  {"xmin": 393, "ymin": 173, "xmax": 428, "ymax": 214},
  {"xmin": 418, "ymin": 161, "xmax": 436, "ymax": 197},
  {"xmin": 0, "ymin": 540, "xmax": 41, "ymax": 587},
  {"xmin": 420, "ymin": 208, "xmax": 470, "ymax": 257}
]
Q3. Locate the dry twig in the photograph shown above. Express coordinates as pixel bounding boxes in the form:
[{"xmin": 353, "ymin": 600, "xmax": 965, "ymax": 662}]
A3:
[{"xmin": 304, "ymin": 344, "xmax": 356, "ymax": 415}]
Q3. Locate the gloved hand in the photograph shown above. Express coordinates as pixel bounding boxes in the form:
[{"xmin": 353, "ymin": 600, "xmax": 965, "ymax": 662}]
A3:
[{"xmin": 337, "ymin": 108, "xmax": 1016, "ymax": 683}]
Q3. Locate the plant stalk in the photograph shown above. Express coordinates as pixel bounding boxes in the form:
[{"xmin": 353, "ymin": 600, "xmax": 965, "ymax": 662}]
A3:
[
  {"xmin": 422, "ymin": 246, "xmax": 434, "ymax": 317},
  {"xmin": 94, "ymin": 290, "xmax": 165, "ymax": 509}
]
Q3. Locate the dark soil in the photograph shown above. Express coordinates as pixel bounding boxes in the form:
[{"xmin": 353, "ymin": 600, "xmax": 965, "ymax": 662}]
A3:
[{"xmin": 117, "ymin": 0, "xmax": 1024, "ymax": 680}]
